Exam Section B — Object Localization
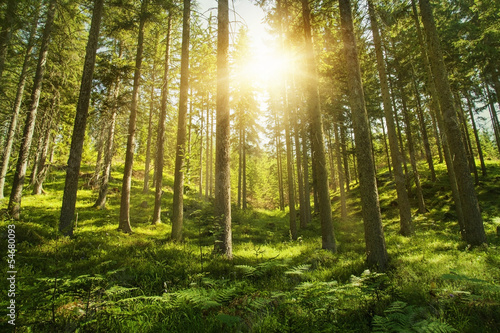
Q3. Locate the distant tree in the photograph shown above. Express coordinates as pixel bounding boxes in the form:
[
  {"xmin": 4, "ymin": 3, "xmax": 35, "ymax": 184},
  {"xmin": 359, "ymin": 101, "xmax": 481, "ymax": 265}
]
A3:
[
  {"xmin": 171, "ymin": 0, "xmax": 191, "ymax": 241},
  {"xmin": 0, "ymin": 1, "xmax": 40, "ymax": 199},
  {"xmin": 152, "ymin": 12, "xmax": 172, "ymax": 225},
  {"xmin": 8, "ymin": 0, "xmax": 56, "ymax": 220}
]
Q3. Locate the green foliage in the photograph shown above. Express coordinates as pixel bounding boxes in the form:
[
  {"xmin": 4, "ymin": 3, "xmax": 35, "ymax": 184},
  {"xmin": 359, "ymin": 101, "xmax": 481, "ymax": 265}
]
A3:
[{"xmin": 372, "ymin": 301, "xmax": 457, "ymax": 333}]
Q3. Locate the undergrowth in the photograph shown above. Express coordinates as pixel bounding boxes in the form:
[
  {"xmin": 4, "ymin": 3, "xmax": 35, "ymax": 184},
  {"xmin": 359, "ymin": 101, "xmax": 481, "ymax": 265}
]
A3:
[{"xmin": 0, "ymin": 161, "xmax": 499, "ymax": 332}]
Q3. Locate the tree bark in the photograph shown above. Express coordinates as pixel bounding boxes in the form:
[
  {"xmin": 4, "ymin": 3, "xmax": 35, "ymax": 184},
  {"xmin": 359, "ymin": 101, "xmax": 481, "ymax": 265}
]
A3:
[
  {"xmin": 213, "ymin": 0, "xmax": 232, "ymax": 258},
  {"xmin": 118, "ymin": 0, "xmax": 148, "ymax": 234},
  {"xmin": 8, "ymin": 0, "xmax": 56, "ymax": 220},
  {"xmin": 171, "ymin": 0, "xmax": 190, "ymax": 241},
  {"xmin": 334, "ymin": 122, "xmax": 348, "ymax": 222},
  {"xmin": 302, "ymin": 0, "xmax": 336, "ymax": 251},
  {"xmin": 339, "ymin": 0, "xmax": 387, "ymax": 270},
  {"xmin": 58, "ymin": 0, "xmax": 104, "ymax": 235},
  {"xmin": 0, "ymin": 2, "xmax": 40, "ymax": 199},
  {"xmin": 419, "ymin": 0, "xmax": 486, "ymax": 245},
  {"xmin": 0, "ymin": 0, "xmax": 17, "ymax": 79},
  {"xmin": 368, "ymin": 0, "xmax": 413, "ymax": 235},
  {"xmin": 152, "ymin": 14, "xmax": 172, "ymax": 224}
]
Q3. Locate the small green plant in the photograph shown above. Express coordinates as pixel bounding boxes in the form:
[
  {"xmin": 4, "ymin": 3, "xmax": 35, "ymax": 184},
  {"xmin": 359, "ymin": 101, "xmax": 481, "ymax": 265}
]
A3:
[{"xmin": 372, "ymin": 301, "xmax": 457, "ymax": 332}]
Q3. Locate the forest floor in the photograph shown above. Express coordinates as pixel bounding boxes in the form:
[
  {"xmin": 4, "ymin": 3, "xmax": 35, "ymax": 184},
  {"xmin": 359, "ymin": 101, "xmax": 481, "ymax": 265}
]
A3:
[{"xmin": 1, "ymin": 161, "xmax": 500, "ymax": 332}]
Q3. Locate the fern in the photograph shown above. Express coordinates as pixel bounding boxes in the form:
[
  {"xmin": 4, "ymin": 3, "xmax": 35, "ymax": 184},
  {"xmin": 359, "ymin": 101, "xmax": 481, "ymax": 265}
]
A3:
[
  {"xmin": 372, "ymin": 301, "xmax": 457, "ymax": 333},
  {"xmin": 285, "ymin": 264, "xmax": 311, "ymax": 276}
]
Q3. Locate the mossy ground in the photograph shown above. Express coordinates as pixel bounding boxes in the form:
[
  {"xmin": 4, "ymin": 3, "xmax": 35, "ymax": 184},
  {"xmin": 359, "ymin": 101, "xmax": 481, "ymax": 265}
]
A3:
[{"xmin": 1, "ymin": 161, "xmax": 499, "ymax": 332}]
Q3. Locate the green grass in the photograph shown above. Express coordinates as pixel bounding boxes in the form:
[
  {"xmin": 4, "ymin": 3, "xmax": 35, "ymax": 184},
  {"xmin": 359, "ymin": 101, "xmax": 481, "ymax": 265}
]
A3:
[{"xmin": 1, "ymin": 161, "xmax": 499, "ymax": 332}]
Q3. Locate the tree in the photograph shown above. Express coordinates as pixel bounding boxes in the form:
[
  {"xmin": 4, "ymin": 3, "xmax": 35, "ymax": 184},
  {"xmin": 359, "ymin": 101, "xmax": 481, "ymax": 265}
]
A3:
[
  {"xmin": 419, "ymin": 0, "xmax": 486, "ymax": 246},
  {"xmin": 0, "ymin": 1, "xmax": 40, "ymax": 199},
  {"xmin": 118, "ymin": 0, "xmax": 149, "ymax": 233},
  {"xmin": 152, "ymin": 12, "xmax": 172, "ymax": 225},
  {"xmin": 59, "ymin": 0, "xmax": 105, "ymax": 236},
  {"xmin": 8, "ymin": 0, "xmax": 56, "ymax": 220},
  {"xmin": 367, "ymin": 0, "xmax": 413, "ymax": 235},
  {"xmin": 339, "ymin": 0, "xmax": 388, "ymax": 270},
  {"xmin": 171, "ymin": 0, "xmax": 191, "ymax": 241},
  {"xmin": 213, "ymin": 0, "xmax": 232, "ymax": 258},
  {"xmin": 301, "ymin": 0, "xmax": 336, "ymax": 251}
]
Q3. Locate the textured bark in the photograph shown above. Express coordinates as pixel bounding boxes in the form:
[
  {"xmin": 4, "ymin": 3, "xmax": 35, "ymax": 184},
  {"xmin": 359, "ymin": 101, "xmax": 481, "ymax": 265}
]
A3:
[
  {"xmin": 171, "ymin": 0, "xmax": 190, "ymax": 241},
  {"xmin": 8, "ymin": 0, "xmax": 56, "ymax": 220},
  {"xmin": 58, "ymin": 0, "xmax": 104, "ymax": 235},
  {"xmin": 420, "ymin": 0, "xmax": 486, "ymax": 245},
  {"xmin": 0, "ymin": 2, "xmax": 40, "ymax": 199},
  {"xmin": 118, "ymin": 0, "xmax": 148, "ymax": 234},
  {"xmin": 380, "ymin": 118, "xmax": 392, "ymax": 176},
  {"xmin": 301, "ymin": 127, "xmax": 311, "ymax": 225},
  {"xmin": 368, "ymin": 0, "xmax": 413, "ymax": 235},
  {"xmin": 340, "ymin": 124, "xmax": 350, "ymax": 191},
  {"xmin": 455, "ymin": 93, "xmax": 478, "ymax": 184},
  {"xmin": 293, "ymin": 107, "xmax": 306, "ymax": 228},
  {"xmin": 152, "ymin": 14, "xmax": 172, "ymax": 224},
  {"xmin": 411, "ymin": 0, "xmax": 443, "ymax": 166},
  {"xmin": 213, "ymin": 0, "xmax": 232, "ymax": 258},
  {"xmin": 339, "ymin": 0, "xmax": 387, "ymax": 270},
  {"xmin": 302, "ymin": 0, "xmax": 336, "ymax": 251}
]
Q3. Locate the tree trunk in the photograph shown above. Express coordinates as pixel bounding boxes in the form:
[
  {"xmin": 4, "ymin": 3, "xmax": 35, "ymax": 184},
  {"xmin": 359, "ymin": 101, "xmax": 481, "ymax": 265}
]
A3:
[
  {"xmin": 171, "ymin": 0, "xmax": 190, "ymax": 241},
  {"xmin": 301, "ymin": 126, "xmax": 311, "ymax": 224},
  {"xmin": 339, "ymin": 0, "xmax": 388, "ymax": 270},
  {"xmin": 118, "ymin": 0, "xmax": 148, "ymax": 234},
  {"xmin": 334, "ymin": 122, "xmax": 348, "ymax": 222},
  {"xmin": 302, "ymin": 0, "xmax": 336, "ymax": 251},
  {"xmin": 455, "ymin": 92, "xmax": 478, "ymax": 184},
  {"xmin": 419, "ymin": 0, "xmax": 486, "ymax": 245},
  {"xmin": 0, "ymin": 3, "xmax": 40, "ymax": 199},
  {"xmin": 213, "ymin": 0, "xmax": 232, "ymax": 258},
  {"xmin": 484, "ymin": 83, "xmax": 500, "ymax": 155},
  {"xmin": 278, "ymin": 0, "xmax": 297, "ymax": 240},
  {"xmin": 152, "ymin": 14, "xmax": 172, "ymax": 224},
  {"xmin": 411, "ymin": 67, "xmax": 436, "ymax": 181},
  {"xmin": 94, "ymin": 42, "xmax": 123, "ymax": 210},
  {"xmin": 341, "ymin": 123, "xmax": 350, "ymax": 191},
  {"xmin": 144, "ymin": 32, "xmax": 159, "ymax": 194},
  {"xmin": 465, "ymin": 92, "xmax": 487, "ymax": 177},
  {"xmin": 8, "ymin": 0, "xmax": 56, "ymax": 220},
  {"xmin": 368, "ymin": 0, "xmax": 413, "ymax": 235}
]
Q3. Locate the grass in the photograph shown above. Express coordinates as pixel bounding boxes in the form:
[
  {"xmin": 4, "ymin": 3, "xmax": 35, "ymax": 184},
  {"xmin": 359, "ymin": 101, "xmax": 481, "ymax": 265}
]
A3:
[{"xmin": 0, "ymin": 161, "xmax": 499, "ymax": 332}]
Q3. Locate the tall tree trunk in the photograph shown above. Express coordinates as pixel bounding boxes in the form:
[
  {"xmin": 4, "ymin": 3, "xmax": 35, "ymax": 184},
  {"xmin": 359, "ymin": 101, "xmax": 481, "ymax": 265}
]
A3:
[
  {"xmin": 205, "ymin": 94, "xmax": 210, "ymax": 201},
  {"xmin": 340, "ymin": 123, "xmax": 350, "ymax": 191},
  {"xmin": 8, "ymin": 0, "xmax": 56, "ymax": 220},
  {"xmin": 411, "ymin": 0, "xmax": 443, "ymax": 165},
  {"xmin": 276, "ymin": 115, "xmax": 285, "ymax": 210},
  {"xmin": 368, "ymin": 0, "xmax": 413, "ymax": 235},
  {"xmin": 214, "ymin": 0, "xmax": 232, "ymax": 258},
  {"xmin": 0, "ymin": 3, "xmax": 40, "ymax": 199},
  {"xmin": 302, "ymin": 0, "xmax": 336, "ymax": 251},
  {"xmin": 465, "ymin": 92, "xmax": 487, "ymax": 177},
  {"xmin": 171, "ymin": 0, "xmax": 190, "ymax": 240},
  {"xmin": 118, "ymin": 0, "xmax": 148, "ymax": 234},
  {"xmin": 199, "ymin": 97, "xmax": 204, "ymax": 200},
  {"xmin": 455, "ymin": 92, "xmax": 479, "ymax": 184},
  {"xmin": 293, "ymin": 105, "xmax": 306, "ymax": 228},
  {"xmin": 94, "ymin": 42, "xmax": 123, "ymax": 210},
  {"xmin": 339, "ymin": 0, "xmax": 388, "ymax": 270},
  {"xmin": 144, "ymin": 32, "xmax": 159, "ymax": 194},
  {"xmin": 242, "ymin": 131, "xmax": 247, "ymax": 210},
  {"xmin": 484, "ymin": 82, "xmax": 500, "ymax": 155},
  {"xmin": 279, "ymin": 0, "xmax": 297, "ymax": 240},
  {"xmin": 58, "ymin": 0, "xmax": 104, "ymax": 235},
  {"xmin": 152, "ymin": 14, "xmax": 172, "ymax": 224},
  {"xmin": 419, "ymin": 0, "xmax": 486, "ymax": 245},
  {"xmin": 33, "ymin": 93, "xmax": 58, "ymax": 195}
]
